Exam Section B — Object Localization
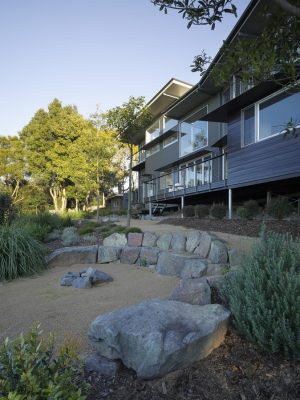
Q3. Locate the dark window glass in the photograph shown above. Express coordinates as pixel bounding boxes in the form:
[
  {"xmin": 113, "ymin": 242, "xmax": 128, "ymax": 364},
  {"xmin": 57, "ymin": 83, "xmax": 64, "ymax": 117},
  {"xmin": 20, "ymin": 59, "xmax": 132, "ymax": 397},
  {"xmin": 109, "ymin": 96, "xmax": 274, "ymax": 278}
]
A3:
[
  {"xmin": 243, "ymin": 106, "xmax": 255, "ymax": 146},
  {"xmin": 259, "ymin": 91, "xmax": 300, "ymax": 139}
]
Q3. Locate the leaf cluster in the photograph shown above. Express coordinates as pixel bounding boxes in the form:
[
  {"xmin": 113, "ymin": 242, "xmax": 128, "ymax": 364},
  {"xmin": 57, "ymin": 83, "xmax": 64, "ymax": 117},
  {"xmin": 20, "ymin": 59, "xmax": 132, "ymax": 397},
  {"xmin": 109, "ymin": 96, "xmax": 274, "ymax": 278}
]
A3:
[{"xmin": 0, "ymin": 325, "xmax": 88, "ymax": 399}]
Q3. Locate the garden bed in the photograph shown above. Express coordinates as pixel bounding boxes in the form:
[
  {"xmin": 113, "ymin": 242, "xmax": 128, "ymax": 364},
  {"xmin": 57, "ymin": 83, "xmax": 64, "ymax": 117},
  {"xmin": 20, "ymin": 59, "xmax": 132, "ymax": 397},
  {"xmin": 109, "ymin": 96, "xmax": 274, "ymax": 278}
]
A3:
[{"xmin": 159, "ymin": 217, "xmax": 300, "ymax": 238}]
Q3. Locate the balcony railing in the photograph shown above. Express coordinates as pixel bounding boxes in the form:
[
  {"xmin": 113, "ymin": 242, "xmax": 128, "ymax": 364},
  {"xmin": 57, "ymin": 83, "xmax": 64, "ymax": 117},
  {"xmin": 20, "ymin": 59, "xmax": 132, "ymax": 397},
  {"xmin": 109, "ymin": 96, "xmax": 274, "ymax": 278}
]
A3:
[
  {"xmin": 132, "ymin": 149, "xmax": 146, "ymax": 168},
  {"xmin": 143, "ymin": 153, "xmax": 227, "ymax": 201}
]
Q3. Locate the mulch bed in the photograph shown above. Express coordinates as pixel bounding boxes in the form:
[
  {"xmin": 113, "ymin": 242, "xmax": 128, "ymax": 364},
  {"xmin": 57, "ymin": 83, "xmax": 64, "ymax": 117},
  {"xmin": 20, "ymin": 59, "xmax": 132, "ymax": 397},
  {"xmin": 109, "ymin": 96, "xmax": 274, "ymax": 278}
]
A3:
[
  {"xmin": 87, "ymin": 327, "xmax": 300, "ymax": 400},
  {"xmin": 159, "ymin": 218, "xmax": 300, "ymax": 238}
]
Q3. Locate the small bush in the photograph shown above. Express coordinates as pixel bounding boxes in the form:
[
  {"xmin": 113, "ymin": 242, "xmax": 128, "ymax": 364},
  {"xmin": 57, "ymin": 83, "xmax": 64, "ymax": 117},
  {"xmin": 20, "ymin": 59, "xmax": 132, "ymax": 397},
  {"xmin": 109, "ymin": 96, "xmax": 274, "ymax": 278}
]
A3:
[
  {"xmin": 266, "ymin": 196, "xmax": 293, "ymax": 220},
  {"xmin": 182, "ymin": 205, "xmax": 195, "ymax": 218},
  {"xmin": 124, "ymin": 227, "xmax": 142, "ymax": 235},
  {"xmin": 44, "ymin": 229, "xmax": 61, "ymax": 242},
  {"xmin": 0, "ymin": 225, "xmax": 47, "ymax": 281},
  {"xmin": 210, "ymin": 203, "xmax": 226, "ymax": 219},
  {"xmin": 82, "ymin": 234, "xmax": 97, "ymax": 244},
  {"xmin": 61, "ymin": 227, "xmax": 80, "ymax": 246},
  {"xmin": 0, "ymin": 193, "xmax": 15, "ymax": 225},
  {"xmin": 223, "ymin": 229, "xmax": 300, "ymax": 359},
  {"xmin": 78, "ymin": 222, "xmax": 101, "ymax": 235},
  {"xmin": 236, "ymin": 199, "xmax": 260, "ymax": 220},
  {"xmin": 195, "ymin": 204, "xmax": 209, "ymax": 218},
  {"xmin": 0, "ymin": 325, "xmax": 88, "ymax": 399},
  {"xmin": 69, "ymin": 210, "xmax": 92, "ymax": 220}
]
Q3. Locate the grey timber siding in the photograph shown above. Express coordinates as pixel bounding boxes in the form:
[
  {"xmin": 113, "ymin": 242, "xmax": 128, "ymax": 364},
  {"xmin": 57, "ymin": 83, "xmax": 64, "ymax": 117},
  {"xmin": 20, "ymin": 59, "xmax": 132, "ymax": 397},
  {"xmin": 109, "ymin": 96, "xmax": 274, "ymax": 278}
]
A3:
[
  {"xmin": 145, "ymin": 141, "xmax": 179, "ymax": 173},
  {"xmin": 227, "ymin": 113, "xmax": 300, "ymax": 187}
]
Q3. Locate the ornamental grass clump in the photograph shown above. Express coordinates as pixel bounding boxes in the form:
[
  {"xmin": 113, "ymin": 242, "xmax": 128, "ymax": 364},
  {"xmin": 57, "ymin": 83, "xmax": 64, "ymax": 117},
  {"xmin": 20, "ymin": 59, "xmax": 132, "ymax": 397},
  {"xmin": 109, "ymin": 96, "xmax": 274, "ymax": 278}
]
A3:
[
  {"xmin": 223, "ymin": 229, "xmax": 300, "ymax": 359},
  {"xmin": 61, "ymin": 226, "xmax": 80, "ymax": 246},
  {"xmin": 236, "ymin": 199, "xmax": 260, "ymax": 220},
  {"xmin": 266, "ymin": 196, "xmax": 294, "ymax": 220},
  {"xmin": 0, "ymin": 225, "xmax": 47, "ymax": 281},
  {"xmin": 0, "ymin": 325, "xmax": 88, "ymax": 399}
]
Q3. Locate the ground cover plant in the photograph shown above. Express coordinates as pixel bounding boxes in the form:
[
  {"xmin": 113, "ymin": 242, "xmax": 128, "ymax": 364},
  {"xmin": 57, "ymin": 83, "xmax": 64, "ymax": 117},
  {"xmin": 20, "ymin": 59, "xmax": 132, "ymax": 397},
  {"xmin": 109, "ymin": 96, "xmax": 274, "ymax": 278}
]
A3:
[
  {"xmin": 210, "ymin": 203, "xmax": 226, "ymax": 219},
  {"xmin": 195, "ymin": 204, "xmax": 209, "ymax": 218},
  {"xmin": 223, "ymin": 229, "xmax": 300, "ymax": 359},
  {"xmin": 0, "ymin": 225, "xmax": 47, "ymax": 281},
  {"xmin": 236, "ymin": 199, "xmax": 260, "ymax": 220},
  {"xmin": 266, "ymin": 196, "xmax": 294, "ymax": 220},
  {"xmin": 0, "ymin": 325, "xmax": 88, "ymax": 399},
  {"xmin": 182, "ymin": 205, "xmax": 195, "ymax": 217}
]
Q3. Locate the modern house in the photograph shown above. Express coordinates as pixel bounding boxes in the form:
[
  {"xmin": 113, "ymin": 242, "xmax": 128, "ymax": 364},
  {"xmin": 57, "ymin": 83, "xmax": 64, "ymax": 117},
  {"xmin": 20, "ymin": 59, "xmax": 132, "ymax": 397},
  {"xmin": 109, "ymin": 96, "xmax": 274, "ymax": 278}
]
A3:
[{"xmin": 132, "ymin": 0, "xmax": 300, "ymax": 217}]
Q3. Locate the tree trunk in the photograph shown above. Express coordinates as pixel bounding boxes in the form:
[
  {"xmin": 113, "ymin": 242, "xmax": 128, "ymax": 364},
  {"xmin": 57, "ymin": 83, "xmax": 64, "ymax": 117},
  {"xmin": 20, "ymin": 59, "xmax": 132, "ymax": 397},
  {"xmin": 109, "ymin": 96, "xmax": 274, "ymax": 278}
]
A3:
[
  {"xmin": 75, "ymin": 198, "xmax": 79, "ymax": 212},
  {"xmin": 126, "ymin": 145, "xmax": 133, "ymax": 228},
  {"xmin": 96, "ymin": 189, "xmax": 100, "ymax": 221},
  {"xmin": 50, "ymin": 188, "xmax": 60, "ymax": 213},
  {"xmin": 61, "ymin": 188, "xmax": 67, "ymax": 213}
]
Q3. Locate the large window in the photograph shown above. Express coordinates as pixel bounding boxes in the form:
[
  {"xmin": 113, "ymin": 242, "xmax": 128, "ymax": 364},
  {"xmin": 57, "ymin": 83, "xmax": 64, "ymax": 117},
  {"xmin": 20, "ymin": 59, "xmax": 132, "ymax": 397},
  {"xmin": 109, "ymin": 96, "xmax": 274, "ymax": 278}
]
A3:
[
  {"xmin": 242, "ymin": 89, "xmax": 300, "ymax": 147},
  {"xmin": 146, "ymin": 120, "xmax": 160, "ymax": 143},
  {"xmin": 163, "ymin": 132, "xmax": 178, "ymax": 148},
  {"xmin": 145, "ymin": 143, "xmax": 160, "ymax": 158},
  {"xmin": 180, "ymin": 106, "xmax": 208, "ymax": 157}
]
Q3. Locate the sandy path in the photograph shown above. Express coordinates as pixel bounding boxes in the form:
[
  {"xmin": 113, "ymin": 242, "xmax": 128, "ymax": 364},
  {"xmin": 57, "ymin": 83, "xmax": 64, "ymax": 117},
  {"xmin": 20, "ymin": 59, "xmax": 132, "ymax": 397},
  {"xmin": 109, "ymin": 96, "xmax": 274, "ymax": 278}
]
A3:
[{"xmin": 0, "ymin": 263, "xmax": 178, "ymax": 352}]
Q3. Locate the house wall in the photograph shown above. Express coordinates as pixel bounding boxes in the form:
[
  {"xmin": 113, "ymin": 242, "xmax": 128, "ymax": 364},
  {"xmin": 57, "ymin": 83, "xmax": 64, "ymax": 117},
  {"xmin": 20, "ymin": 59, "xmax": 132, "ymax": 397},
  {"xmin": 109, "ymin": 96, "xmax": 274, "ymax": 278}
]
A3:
[
  {"xmin": 145, "ymin": 141, "xmax": 179, "ymax": 174},
  {"xmin": 227, "ymin": 112, "xmax": 300, "ymax": 187}
]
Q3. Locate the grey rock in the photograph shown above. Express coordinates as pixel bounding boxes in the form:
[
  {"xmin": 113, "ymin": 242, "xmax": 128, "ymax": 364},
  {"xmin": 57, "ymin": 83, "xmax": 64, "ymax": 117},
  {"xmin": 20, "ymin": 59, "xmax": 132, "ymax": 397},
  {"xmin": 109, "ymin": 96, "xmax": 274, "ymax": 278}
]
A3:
[
  {"xmin": 60, "ymin": 271, "xmax": 80, "ymax": 286},
  {"xmin": 180, "ymin": 259, "xmax": 208, "ymax": 279},
  {"xmin": 228, "ymin": 248, "xmax": 244, "ymax": 267},
  {"xmin": 169, "ymin": 278, "xmax": 211, "ymax": 305},
  {"xmin": 206, "ymin": 275, "xmax": 225, "ymax": 291},
  {"xmin": 156, "ymin": 251, "xmax": 206, "ymax": 277},
  {"xmin": 89, "ymin": 299, "xmax": 230, "ymax": 379},
  {"xmin": 80, "ymin": 267, "xmax": 113, "ymax": 284},
  {"xmin": 156, "ymin": 233, "xmax": 172, "ymax": 250},
  {"xmin": 127, "ymin": 232, "xmax": 143, "ymax": 247},
  {"xmin": 142, "ymin": 232, "xmax": 157, "ymax": 247},
  {"xmin": 103, "ymin": 233, "xmax": 127, "ymax": 247},
  {"xmin": 206, "ymin": 263, "xmax": 224, "ymax": 277},
  {"xmin": 46, "ymin": 246, "xmax": 98, "ymax": 267},
  {"xmin": 84, "ymin": 354, "xmax": 120, "ymax": 376},
  {"xmin": 194, "ymin": 232, "xmax": 212, "ymax": 258},
  {"xmin": 139, "ymin": 247, "xmax": 160, "ymax": 266},
  {"xmin": 72, "ymin": 276, "xmax": 92, "ymax": 289},
  {"xmin": 208, "ymin": 240, "xmax": 228, "ymax": 264},
  {"xmin": 120, "ymin": 246, "xmax": 140, "ymax": 264},
  {"xmin": 170, "ymin": 233, "xmax": 186, "ymax": 252},
  {"xmin": 186, "ymin": 231, "xmax": 202, "ymax": 253},
  {"xmin": 98, "ymin": 246, "xmax": 122, "ymax": 263}
]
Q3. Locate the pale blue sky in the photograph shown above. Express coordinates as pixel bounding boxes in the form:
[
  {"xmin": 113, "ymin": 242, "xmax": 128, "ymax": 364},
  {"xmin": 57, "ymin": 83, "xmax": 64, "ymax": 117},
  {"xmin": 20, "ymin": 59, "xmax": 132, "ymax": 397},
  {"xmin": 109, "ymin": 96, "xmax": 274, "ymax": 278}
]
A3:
[{"xmin": 0, "ymin": 0, "xmax": 249, "ymax": 136}]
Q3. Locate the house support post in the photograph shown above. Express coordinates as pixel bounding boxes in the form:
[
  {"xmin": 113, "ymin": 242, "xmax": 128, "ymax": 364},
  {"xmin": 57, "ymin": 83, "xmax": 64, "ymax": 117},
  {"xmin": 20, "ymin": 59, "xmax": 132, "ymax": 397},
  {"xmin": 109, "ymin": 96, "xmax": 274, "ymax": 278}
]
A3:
[
  {"xmin": 228, "ymin": 188, "xmax": 233, "ymax": 220},
  {"xmin": 181, "ymin": 196, "xmax": 184, "ymax": 219},
  {"xmin": 298, "ymin": 198, "xmax": 300, "ymax": 215},
  {"xmin": 149, "ymin": 200, "xmax": 152, "ymax": 217},
  {"xmin": 267, "ymin": 191, "xmax": 272, "ymax": 205}
]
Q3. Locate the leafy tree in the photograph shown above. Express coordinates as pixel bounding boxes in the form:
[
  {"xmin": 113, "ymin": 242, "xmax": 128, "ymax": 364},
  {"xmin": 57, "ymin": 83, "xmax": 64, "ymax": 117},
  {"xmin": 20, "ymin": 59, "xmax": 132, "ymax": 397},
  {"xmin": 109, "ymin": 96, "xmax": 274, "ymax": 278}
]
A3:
[
  {"xmin": 20, "ymin": 99, "xmax": 97, "ymax": 213},
  {"xmin": 106, "ymin": 97, "xmax": 152, "ymax": 227},
  {"xmin": 151, "ymin": 0, "xmax": 300, "ymax": 87},
  {"xmin": 0, "ymin": 136, "xmax": 26, "ymax": 204}
]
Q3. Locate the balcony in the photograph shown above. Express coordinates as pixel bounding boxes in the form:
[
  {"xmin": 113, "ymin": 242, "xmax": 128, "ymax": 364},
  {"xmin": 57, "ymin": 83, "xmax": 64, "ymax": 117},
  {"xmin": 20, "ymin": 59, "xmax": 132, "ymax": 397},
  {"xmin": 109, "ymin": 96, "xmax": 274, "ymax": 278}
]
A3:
[
  {"xmin": 143, "ymin": 153, "xmax": 227, "ymax": 202},
  {"xmin": 132, "ymin": 149, "xmax": 146, "ymax": 169}
]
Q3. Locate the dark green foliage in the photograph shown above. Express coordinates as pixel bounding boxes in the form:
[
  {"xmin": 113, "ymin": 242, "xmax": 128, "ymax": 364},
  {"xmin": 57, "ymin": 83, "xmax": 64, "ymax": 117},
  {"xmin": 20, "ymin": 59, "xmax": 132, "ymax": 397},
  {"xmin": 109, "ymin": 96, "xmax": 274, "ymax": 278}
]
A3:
[
  {"xmin": 210, "ymin": 203, "xmax": 226, "ymax": 219},
  {"xmin": 182, "ymin": 205, "xmax": 195, "ymax": 218},
  {"xmin": 236, "ymin": 200, "xmax": 260, "ymax": 220},
  {"xmin": 124, "ymin": 226, "xmax": 142, "ymax": 235},
  {"xmin": 0, "ymin": 193, "xmax": 14, "ymax": 225},
  {"xmin": 223, "ymin": 230, "xmax": 300, "ymax": 359},
  {"xmin": 70, "ymin": 211, "xmax": 92, "ymax": 220},
  {"xmin": 0, "ymin": 325, "xmax": 88, "ymax": 399},
  {"xmin": 195, "ymin": 204, "xmax": 209, "ymax": 218},
  {"xmin": 266, "ymin": 196, "xmax": 294, "ymax": 220},
  {"xmin": 0, "ymin": 226, "xmax": 47, "ymax": 281},
  {"xmin": 78, "ymin": 222, "xmax": 101, "ymax": 235}
]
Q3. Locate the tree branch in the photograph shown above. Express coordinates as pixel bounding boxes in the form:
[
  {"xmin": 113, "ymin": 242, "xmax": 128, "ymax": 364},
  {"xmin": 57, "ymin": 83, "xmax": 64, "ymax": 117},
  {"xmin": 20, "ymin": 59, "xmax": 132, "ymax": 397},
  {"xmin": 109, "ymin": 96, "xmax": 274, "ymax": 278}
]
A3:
[{"xmin": 273, "ymin": 0, "xmax": 300, "ymax": 17}]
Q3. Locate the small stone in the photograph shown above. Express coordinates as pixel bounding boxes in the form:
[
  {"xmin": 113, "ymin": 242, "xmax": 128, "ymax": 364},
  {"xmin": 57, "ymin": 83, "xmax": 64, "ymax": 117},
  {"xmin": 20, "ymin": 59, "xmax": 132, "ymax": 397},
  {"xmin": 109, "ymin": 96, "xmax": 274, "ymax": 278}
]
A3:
[
  {"xmin": 170, "ymin": 233, "xmax": 186, "ymax": 252},
  {"xmin": 60, "ymin": 272, "xmax": 80, "ymax": 286},
  {"xmin": 127, "ymin": 232, "xmax": 143, "ymax": 247},
  {"xmin": 72, "ymin": 276, "xmax": 92, "ymax": 289},
  {"xmin": 81, "ymin": 267, "xmax": 113, "ymax": 284},
  {"xmin": 208, "ymin": 240, "xmax": 228, "ymax": 263}
]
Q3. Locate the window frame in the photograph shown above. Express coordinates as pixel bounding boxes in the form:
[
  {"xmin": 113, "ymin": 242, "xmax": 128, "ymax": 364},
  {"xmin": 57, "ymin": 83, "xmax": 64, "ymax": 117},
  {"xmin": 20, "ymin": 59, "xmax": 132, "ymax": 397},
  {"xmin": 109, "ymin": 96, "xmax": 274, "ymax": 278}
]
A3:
[{"xmin": 163, "ymin": 132, "xmax": 178, "ymax": 149}]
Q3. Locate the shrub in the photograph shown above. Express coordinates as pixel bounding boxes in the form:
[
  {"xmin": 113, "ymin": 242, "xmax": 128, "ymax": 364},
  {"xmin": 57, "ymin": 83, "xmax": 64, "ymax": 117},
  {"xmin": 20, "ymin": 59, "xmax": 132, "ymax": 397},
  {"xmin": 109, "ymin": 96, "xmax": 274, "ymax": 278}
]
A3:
[
  {"xmin": 182, "ymin": 205, "xmax": 195, "ymax": 218},
  {"xmin": 69, "ymin": 210, "xmax": 92, "ymax": 220},
  {"xmin": 82, "ymin": 234, "xmax": 97, "ymax": 245},
  {"xmin": 124, "ymin": 227, "xmax": 142, "ymax": 235},
  {"xmin": 195, "ymin": 204, "xmax": 209, "ymax": 218},
  {"xmin": 78, "ymin": 222, "xmax": 101, "ymax": 235},
  {"xmin": 223, "ymin": 229, "xmax": 300, "ymax": 359},
  {"xmin": 0, "ymin": 193, "xmax": 15, "ymax": 225},
  {"xmin": 210, "ymin": 203, "xmax": 226, "ymax": 219},
  {"xmin": 236, "ymin": 199, "xmax": 260, "ymax": 220},
  {"xmin": 266, "ymin": 196, "xmax": 294, "ymax": 220},
  {"xmin": 61, "ymin": 227, "xmax": 80, "ymax": 246},
  {"xmin": 44, "ymin": 229, "xmax": 61, "ymax": 242},
  {"xmin": 0, "ymin": 325, "xmax": 88, "ymax": 399},
  {"xmin": 0, "ymin": 225, "xmax": 47, "ymax": 281}
]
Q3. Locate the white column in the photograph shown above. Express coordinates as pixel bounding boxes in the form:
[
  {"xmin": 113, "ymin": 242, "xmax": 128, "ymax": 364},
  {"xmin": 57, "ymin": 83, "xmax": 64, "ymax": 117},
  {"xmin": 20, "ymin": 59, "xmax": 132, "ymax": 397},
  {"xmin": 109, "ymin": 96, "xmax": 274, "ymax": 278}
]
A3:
[
  {"xmin": 267, "ymin": 191, "xmax": 272, "ymax": 205},
  {"xmin": 228, "ymin": 188, "xmax": 233, "ymax": 220},
  {"xmin": 181, "ymin": 196, "xmax": 185, "ymax": 219}
]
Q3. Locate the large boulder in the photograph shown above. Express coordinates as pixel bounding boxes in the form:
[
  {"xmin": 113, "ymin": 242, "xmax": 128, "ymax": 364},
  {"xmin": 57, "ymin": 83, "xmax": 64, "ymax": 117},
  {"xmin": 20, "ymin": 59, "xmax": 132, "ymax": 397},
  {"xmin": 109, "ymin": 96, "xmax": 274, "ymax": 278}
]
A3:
[
  {"xmin": 180, "ymin": 259, "xmax": 207, "ymax": 279},
  {"xmin": 186, "ymin": 231, "xmax": 202, "ymax": 253},
  {"xmin": 46, "ymin": 246, "xmax": 98, "ymax": 267},
  {"xmin": 60, "ymin": 271, "xmax": 80, "ymax": 286},
  {"xmin": 84, "ymin": 354, "xmax": 120, "ymax": 377},
  {"xmin": 194, "ymin": 232, "xmax": 212, "ymax": 258},
  {"xmin": 127, "ymin": 232, "xmax": 143, "ymax": 247},
  {"xmin": 103, "ymin": 233, "xmax": 127, "ymax": 247},
  {"xmin": 120, "ymin": 246, "xmax": 140, "ymax": 264},
  {"xmin": 169, "ymin": 278, "xmax": 211, "ymax": 305},
  {"xmin": 156, "ymin": 233, "xmax": 172, "ymax": 250},
  {"xmin": 208, "ymin": 240, "xmax": 228, "ymax": 264},
  {"xmin": 142, "ymin": 232, "xmax": 157, "ymax": 247},
  {"xmin": 80, "ymin": 267, "xmax": 113, "ymax": 284},
  {"xmin": 156, "ymin": 251, "xmax": 206, "ymax": 277},
  {"xmin": 89, "ymin": 299, "xmax": 230, "ymax": 379},
  {"xmin": 98, "ymin": 246, "xmax": 122, "ymax": 263},
  {"xmin": 72, "ymin": 276, "xmax": 92, "ymax": 289},
  {"xmin": 170, "ymin": 233, "xmax": 186, "ymax": 252},
  {"xmin": 139, "ymin": 247, "xmax": 160, "ymax": 266}
]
